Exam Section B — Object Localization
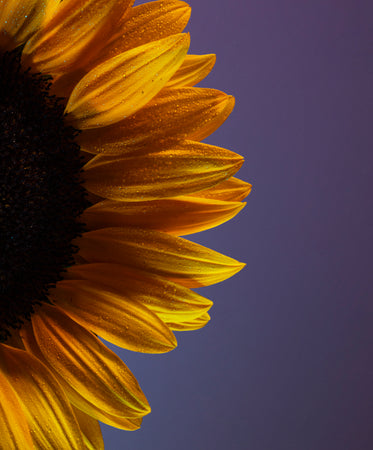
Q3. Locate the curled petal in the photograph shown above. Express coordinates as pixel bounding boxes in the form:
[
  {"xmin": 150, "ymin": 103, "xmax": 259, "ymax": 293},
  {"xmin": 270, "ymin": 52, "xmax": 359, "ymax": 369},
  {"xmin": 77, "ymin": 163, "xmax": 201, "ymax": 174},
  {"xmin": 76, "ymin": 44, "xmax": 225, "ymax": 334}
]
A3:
[
  {"xmin": 82, "ymin": 196, "xmax": 246, "ymax": 236},
  {"xmin": 167, "ymin": 313, "xmax": 211, "ymax": 331},
  {"xmin": 65, "ymin": 34, "xmax": 190, "ymax": 129},
  {"xmin": 189, "ymin": 177, "xmax": 252, "ymax": 202},
  {"xmin": 83, "ymin": 141, "xmax": 243, "ymax": 201},
  {"xmin": 166, "ymin": 54, "xmax": 216, "ymax": 88},
  {"xmin": 0, "ymin": 343, "xmax": 84, "ymax": 449},
  {"xmin": 77, "ymin": 227, "xmax": 245, "ymax": 288}
]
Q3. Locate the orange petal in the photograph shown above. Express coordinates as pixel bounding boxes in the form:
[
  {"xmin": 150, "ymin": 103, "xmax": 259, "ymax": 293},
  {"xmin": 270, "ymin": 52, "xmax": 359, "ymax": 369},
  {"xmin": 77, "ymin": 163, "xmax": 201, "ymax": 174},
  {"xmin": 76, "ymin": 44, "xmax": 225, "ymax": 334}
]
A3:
[
  {"xmin": 83, "ymin": 196, "xmax": 246, "ymax": 236},
  {"xmin": 72, "ymin": 406, "xmax": 104, "ymax": 450},
  {"xmin": 166, "ymin": 54, "xmax": 216, "ymax": 88},
  {"xmin": 79, "ymin": 88, "xmax": 235, "ymax": 154},
  {"xmin": 22, "ymin": 0, "xmax": 134, "ymax": 75},
  {"xmin": 32, "ymin": 304, "xmax": 150, "ymax": 418},
  {"xmin": 20, "ymin": 322, "xmax": 144, "ymax": 430},
  {"xmin": 91, "ymin": 0, "xmax": 191, "ymax": 67},
  {"xmin": 83, "ymin": 141, "xmax": 243, "ymax": 201},
  {"xmin": 67, "ymin": 263, "xmax": 213, "ymax": 323},
  {"xmin": 189, "ymin": 177, "xmax": 252, "ymax": 202},
  {"xmin": 167, "ymin": 312, "xmax": 211, "ymax": 331},
  {"xmin": 0, "ymin": 343, "xmax": 84, "ymax": 449},
  {"xmin": 0, "ymin": 0, "xmax": 59, "ymax": 51},
  {"xmin": 0, "ymin": 365, "xmax": 34, "ymax": 449},
  {"xmin": 65, "ymin": 34, "xmax": 190, "ymax": 129},
  {"xmin": 52, "ymin": 279, "xmax": 177, "ymax": 353},
  {"xmin": 77, "ymin": 227, "xmax": 245, "ymax": 288}
]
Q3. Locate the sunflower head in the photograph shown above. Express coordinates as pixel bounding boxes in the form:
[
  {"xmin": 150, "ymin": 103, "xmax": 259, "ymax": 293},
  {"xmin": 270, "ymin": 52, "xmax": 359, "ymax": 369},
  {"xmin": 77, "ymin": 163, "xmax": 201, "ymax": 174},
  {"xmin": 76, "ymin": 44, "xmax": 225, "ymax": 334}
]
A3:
[{"xmin": 0, "ymin": 0, "xmax": 250, "ymax": 447}]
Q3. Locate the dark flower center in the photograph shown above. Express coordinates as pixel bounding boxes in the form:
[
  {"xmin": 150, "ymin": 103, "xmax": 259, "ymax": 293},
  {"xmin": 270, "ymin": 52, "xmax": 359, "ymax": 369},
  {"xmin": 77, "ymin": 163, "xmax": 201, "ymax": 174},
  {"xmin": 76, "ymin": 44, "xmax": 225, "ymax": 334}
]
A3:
[{"xmin": 0, "ymin": 46, "xmax": 88, "ymax": 342}]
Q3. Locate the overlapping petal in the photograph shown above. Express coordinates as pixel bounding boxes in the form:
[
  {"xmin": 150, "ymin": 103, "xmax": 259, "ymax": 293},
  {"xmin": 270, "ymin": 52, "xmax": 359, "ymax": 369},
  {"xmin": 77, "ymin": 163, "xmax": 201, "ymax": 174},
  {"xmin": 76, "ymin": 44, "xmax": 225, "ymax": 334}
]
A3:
[
  {"xmin": 79, "ymin": 88, "xmax": 235, "ymax": 154},
  {"xmin": 82, "ymin": 196, "xmax": 245, "ymax": 236},
  {"xmin": 0, "ymin": 368, "xmax": 34, "ymax": 449},
  {"xmin": 166, "ymin": 54, "xmax": 216, "ymax": 88},
  {"xmin": 72, "ymin": 406, "xmax": 104, "ymax": 450},
  {"xmin": 22, "ymin": 0, "xmax": 134, "ymax": 75},
  {"xmin": 67, "ymin": 263, "xmax": 213, "ymax": 323},
  {"xmin": 168, "ymin": 313, "xmax": 211, "ymax": 331},
  {"xmin": 83, "ymin": 140, "xmax": 243, "ymax": 201},
  {"xmin": 91, "ymin": 0, "xmax": 191, "ymax": 67},
  {"xmin": 26, "ymin": 304, "xmax": 151, "ymax": 419},
  {"xmin": 65, "ymin": 33, "xmax": 190, "ymax": 129},
  {"xmin": 0, "ymin": 344, "xmax": 85, "ymax": 449},
  {"xmin": 189, "ymin": 176, "xmax": 252, "ymax": 202},
  {"xmin": 77, "ymin": 227, "xmax": 245, "ymax": 288},
  {"xmin": 0, "ymin": 0, "xmax": 59, "ymax": 50},
  {"xmin": 52, "ymin": 279, "xmax": 177, "ymax": 353}
]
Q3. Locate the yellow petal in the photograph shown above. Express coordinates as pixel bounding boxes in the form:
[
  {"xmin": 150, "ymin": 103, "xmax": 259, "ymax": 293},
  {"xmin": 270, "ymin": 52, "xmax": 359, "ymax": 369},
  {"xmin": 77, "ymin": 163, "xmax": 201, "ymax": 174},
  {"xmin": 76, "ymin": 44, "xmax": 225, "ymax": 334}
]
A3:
[
  {"xmin": 189, "ymin": 177, "xmax": 252, "ymax": 202},
  {"xmin": 166, "ymin": 54, "xmax": 216, "ymax": 88},
  {"xmin": 167, "ymin": 312, "xmax": 211, "ymax": 331},
  {"xmin": 91, "ymin": 0, "xmax": 191, "ymax": 67},
  {"xmin": 30, "ymin": 304, "xmax": 150, "ymax": 419},
  {"xmin": 22, "ymin": 0, "xmax": 134, "ymax": 75},
  {"xmin": 0, "ymin": 366, "xmax": 34, "ymax": 449},
  {"xmin": 52, "ymin": 279, "xmax": 177, "ymax": 353},
  {"xmin": 67, "ymin": 263, "xmax": 213, "ymax": 323},
  {"xmin": 83, "ymin": 141, "xmax": 243, "ymax": 201},
  {"xmin": 0, "ymin": 343, "xmax": 85, "ymax": 449},
  {"xmin": 79, "ymin": 88, "xmax": 235, "ymax": 154},
  {"xmin": 77, "ymin": 227, "xmax": 245, "ymax": 287},
  {"xmin": 72, "ymin": 406, "xmax": 104, "ymax": 450},
  {"xmin": 20, "ymin": 323, "xmax": 144, "ymax": 430},
  {"xmin": 65, "ymin": 34, "xmax": 190, "ymax": 129},
  {"xmin": 0, "ymin": 0, "xmax": 59, "ymax": 50},
  {"xmin": 83, "ymin": 196, "xmax": 246, "ymax": 236}
]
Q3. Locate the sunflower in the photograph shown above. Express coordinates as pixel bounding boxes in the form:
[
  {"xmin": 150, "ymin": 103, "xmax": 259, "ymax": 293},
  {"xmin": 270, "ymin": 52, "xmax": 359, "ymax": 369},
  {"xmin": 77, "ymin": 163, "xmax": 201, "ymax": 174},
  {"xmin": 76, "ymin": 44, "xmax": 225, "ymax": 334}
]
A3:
[{"xmin": 0, "ymin": 0, "xmax": 251, "ymax": 447}]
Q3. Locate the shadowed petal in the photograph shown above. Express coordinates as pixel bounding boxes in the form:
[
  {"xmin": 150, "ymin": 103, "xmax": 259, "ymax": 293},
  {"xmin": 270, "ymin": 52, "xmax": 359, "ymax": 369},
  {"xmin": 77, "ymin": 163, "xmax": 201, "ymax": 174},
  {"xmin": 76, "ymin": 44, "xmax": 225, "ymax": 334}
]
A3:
[
  {"xmin": 166, "ymin": 54, "xmax": 216, "ymax": 88},
  {"xmin": 72, "ymin": 406, "xmax": 104, "ymax": 450}
]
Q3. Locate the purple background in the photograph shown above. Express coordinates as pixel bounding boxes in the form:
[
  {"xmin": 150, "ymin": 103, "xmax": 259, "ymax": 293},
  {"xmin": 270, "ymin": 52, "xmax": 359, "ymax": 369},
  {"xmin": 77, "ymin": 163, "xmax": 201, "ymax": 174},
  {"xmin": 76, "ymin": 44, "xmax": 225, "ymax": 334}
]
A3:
[{"xmin": 103, "ymin": 1, "xmax": 373, "ymax": 449}]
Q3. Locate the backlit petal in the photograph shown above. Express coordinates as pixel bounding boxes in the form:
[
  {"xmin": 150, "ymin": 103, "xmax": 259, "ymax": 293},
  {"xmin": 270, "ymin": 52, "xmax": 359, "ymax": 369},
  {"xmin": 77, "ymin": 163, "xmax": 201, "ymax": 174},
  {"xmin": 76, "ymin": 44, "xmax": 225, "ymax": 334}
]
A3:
[
  {"xmin": 0, "ymin": 0, "xmax": 59, "ymax": 50},
  {"xmin": 0, "ymin": 344, "xmax": 84, "ymax": 449},
  {"xmin": 67, "ymin": 263, "xmax": 213, "ymax": 323},
  {"xmin": 65, "ymin": 34, "xmax": 190, "ymax": 129},
  {"xmin": 167, "ymin": 312, "xmax": 211, "ymax": 331},
  {"xmin": 22, "ymin": 0, "xmax": 134, "ymax": 75},
  {"xmin": 83, "ymin": 141, "xmax": 243, "ymax": 201},
  {"xmin": 0, "ymin": 366, "xmax": 34, "ymax": 449},
  {"xmin": 79, "ymin": 88, "xmax": 234, "ymax": 154},
  {"xmin": 77, "ymin": 227, "xmax": 245, "ymax": 287},
  {"xmin": 82, "ymin": 196, "xmax": 246, "ymax": 236},
  {"xmin": 52, "ymin": 279, "xmax": 177, "ymax": 353},
  {"xmin": 189, "ymin": 177, "xmax": 252, "ymax": 202},
  {"xmin": 30, "ymin": 304, "xmax": 150, "ymax": 418},
  {"xmin": 166, "ymin": 54, "xmax": 216, "ymax": 88}
]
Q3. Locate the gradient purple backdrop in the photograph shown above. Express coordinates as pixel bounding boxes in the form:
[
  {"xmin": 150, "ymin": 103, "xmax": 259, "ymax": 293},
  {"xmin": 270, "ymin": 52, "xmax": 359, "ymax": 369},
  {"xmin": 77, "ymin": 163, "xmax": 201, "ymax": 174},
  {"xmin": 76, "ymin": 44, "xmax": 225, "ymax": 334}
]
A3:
[{"xmin": 102, "ymin": 1, "xmax": 373, "ymax": 449}]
